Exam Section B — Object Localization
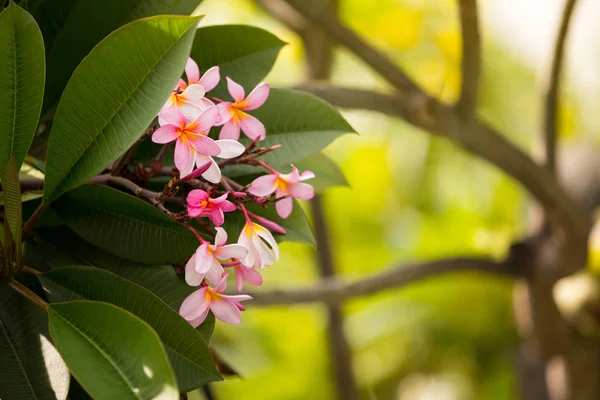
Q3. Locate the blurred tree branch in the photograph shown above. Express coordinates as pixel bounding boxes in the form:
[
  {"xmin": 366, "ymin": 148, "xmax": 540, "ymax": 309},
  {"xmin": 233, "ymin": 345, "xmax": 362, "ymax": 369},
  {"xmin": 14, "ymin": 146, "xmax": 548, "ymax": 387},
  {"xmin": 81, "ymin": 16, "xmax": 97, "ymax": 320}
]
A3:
[
  {"xmin": 248, "ymin": 257, "xmax": 517, "ymax": 306},
  {"xmin": 457, "ymin": 0, "xmax": 481, "ymax": 121}
]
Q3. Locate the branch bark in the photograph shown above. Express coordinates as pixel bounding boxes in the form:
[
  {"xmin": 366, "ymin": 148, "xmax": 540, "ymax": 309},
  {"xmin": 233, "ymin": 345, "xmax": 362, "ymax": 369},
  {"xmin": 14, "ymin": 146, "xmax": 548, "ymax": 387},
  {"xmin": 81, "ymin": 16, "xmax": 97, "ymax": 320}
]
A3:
[
  {"xmin": 457, "ymin": 0, "xmax": 481, "ymax": 121},
  {"xmin": 248, "ymin": 257, "xmax": 516, "ymax": 306},
  {"xmin": 543, "ymin": 0, "xmax": 580, "ymax": 176}
]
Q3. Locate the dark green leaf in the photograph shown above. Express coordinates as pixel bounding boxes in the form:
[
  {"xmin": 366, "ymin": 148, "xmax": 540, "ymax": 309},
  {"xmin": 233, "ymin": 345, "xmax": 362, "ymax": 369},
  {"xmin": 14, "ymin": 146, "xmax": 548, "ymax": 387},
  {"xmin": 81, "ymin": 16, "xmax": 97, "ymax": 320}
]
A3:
[
  {"xmin": 0, "ymin": 1, "xmax": 45, "ymax": 173},
  {"xmin": 0, "ymin": 284, "xmax": 69, "ymax": 400},
  {"xmin": 40, "ymin": 266, "xmax": 221, "ymax": 391},
  {"xmin": 48, "ymin": 300, "xmax": 179, "ymax": 400},
  {"xmin": 3, "ymin": 157, "xmax": 22, "ymax": 249},
  {"xmin": 43, "ymin": 15, "xmax": 202, "ymax": 203},
  {"xmin": 0, "ymin": 162, "xmax": 45, "ymax": 206},
  {"xmin": 51, "ymin": 184, "xmax": 199, "ymax": 264},
  {"xmin": 190, "ymin": 25, "xmax": 285, "ymax": 99},
  {"xmin": 40, "ymin": 0, "xmax": 203, "ymax": 110}
]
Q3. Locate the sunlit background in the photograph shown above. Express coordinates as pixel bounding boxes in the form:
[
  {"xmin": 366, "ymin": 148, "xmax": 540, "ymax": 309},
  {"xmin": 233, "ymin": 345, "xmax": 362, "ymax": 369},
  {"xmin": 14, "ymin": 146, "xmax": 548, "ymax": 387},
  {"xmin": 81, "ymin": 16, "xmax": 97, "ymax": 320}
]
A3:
[{"xmin": 186, "ymin": 0, "xmax": 600, "ymax": 398}]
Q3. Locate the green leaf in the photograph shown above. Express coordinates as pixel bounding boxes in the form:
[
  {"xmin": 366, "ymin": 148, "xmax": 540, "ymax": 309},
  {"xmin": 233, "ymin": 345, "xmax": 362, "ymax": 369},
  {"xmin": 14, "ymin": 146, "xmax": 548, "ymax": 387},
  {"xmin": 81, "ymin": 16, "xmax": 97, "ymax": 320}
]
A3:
[
  {"xmin": 51, "ymin": 184, "xmax": 199, "ymax": 264},
  {"xmin": 223, "ymin": 89, "xmax": 355, "ymax": 171},
  {"xmin": 0, "ymin": 1, "xmax": 45, "ymax": 173},
  {"xmin": 40, "ymin": 0, "xmax": 203, "ymax": 110},
  {"xmin": 43, "ymin": 15, "xmax": 202, "ymax": 203},
  {"xmin": 0, "ymin": 284, "xmax": 69, "ymax": 400},
  {"xmin": 3, "ymin": 157, "xmax": 22, "ymax": 248},
  {"xmin": 0, "ymin": 162, "xmax": 45, "ymax": 206},
  {"xmin": 223, "ymin": 200, "xmax": 315, "ymax": 247},
  {"xmin": 190, "ymin": 25, "xmax": 285, "ymax": 99},
  {"xmin": 39, "ymin": 266, "xmax": 221, "ymax": 391},
  {"xmin": 48, "ymin": 300, "xmax": 178, "ymax": 400},
  {"xmin": 28, "ymin": 227, "xmax": 216, "ymax": 342}
]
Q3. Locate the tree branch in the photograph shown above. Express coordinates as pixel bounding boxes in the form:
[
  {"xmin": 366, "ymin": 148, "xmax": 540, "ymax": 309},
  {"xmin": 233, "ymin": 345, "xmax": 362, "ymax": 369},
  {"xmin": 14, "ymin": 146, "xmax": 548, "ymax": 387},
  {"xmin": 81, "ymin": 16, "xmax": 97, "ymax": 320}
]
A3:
[
  {"xmin": 457, "ymin": 0, "xmax": 481, "ymax": 120},
  {"xmin": 247, "ymin": 257, "xmax": 516, "ymax": 306},
  {"xmin": 544, "ymin": 0, "xmax": 580, "ymax": 175}
]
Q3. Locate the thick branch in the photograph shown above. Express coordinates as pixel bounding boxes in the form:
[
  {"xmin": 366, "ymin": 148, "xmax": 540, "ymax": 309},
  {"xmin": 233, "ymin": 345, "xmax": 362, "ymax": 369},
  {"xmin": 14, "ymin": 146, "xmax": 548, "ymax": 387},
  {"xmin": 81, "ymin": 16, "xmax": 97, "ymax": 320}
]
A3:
[
  {"xmin": 544, "ymin": 0, "xmax": 580, "ymax": 175},
  {"xmin": 457, "ymin": 0, "xmax": 481, "ymax": 120},
  {"xmin": 248, "ymin": 257, "xmax": 516, "ymax": 306}
]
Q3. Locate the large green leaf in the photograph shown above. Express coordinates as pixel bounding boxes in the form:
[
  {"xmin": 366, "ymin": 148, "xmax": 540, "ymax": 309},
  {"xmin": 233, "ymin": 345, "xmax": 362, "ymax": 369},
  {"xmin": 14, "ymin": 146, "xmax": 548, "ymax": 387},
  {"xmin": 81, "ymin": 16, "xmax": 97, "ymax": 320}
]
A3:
[
  {"xmin": 0, "ymin": 1, "xmax": 45, "ymax": 173},
  {"xmin": 48, "ymin": 300, "xmax": 179, "ymax": 400},
  {"xmin": 51, "ymin": 185, "xmax": 199, "ymax": 264},
  {"xmin": 190, "ymin": 25, "xmax": 285, "ymax": 99},
  {"xmin": 229, "ymin": 89, "xmax": 355, "ymax": 168},
  {"xmin": 28, "ymin": 227, "xmax": 216, "ymax": 342},
  {"xmin": 0, "ymin": 285, "xmax": 69, "ymax": 400},
  {"xmin": 0, "ymin": 162, "xmax": 45, "ymax": 206},
  {"xmin": 2, "ymin": 157, "xmax": 22, "ymax": 246},
  {"xmin": 39, "ymin": 266, "xmax": 221, "ymax": 391},
  {"xmin": 43, "ymin": 15, "xmax": 201, "ymax": 203},
  {"xmin": 40, "ymin": 0, "xmax": 203, "ymax": 109}
]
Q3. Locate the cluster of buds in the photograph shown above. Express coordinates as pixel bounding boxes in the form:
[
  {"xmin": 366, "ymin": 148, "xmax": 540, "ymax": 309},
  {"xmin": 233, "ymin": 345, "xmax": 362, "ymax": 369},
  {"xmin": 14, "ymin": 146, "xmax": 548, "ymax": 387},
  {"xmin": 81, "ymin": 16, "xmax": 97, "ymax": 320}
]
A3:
[{"xmin": 155, "ymin": 58, "xmax": 315, "ymax": 327}]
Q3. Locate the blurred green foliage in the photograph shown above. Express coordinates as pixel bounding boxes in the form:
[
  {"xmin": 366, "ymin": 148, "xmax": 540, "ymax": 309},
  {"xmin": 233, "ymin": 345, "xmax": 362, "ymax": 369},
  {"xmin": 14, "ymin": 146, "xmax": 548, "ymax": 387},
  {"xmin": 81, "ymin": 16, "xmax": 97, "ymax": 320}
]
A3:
[{"xmin": 189, "ymin": 0, "xmax": 575, "ymax": 398}]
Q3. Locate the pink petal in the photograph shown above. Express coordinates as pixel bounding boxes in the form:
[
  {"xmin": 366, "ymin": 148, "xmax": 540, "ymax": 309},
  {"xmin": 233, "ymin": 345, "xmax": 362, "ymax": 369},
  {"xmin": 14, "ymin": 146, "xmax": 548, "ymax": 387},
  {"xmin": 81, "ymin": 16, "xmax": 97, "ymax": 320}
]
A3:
[
  {"xmin": 159, "ymin": 108, "xmax": 186, "ymax": 127},
  {"xmin": 241, "ymin": 82, "xmax": 270, "ymax": 110},
  {"xmin": 215, "ymin": 272, "xmax": 230, "ymax": 293},
  {"xmin": 210, "ymin": 193, "xmax": 229, "ymax": 204},
  {"xmin": 234, "ymin": 267, "xmax": 245, "ymax": 292},
  {"xmin": 299, "ymin": 170, "xmax": 315, "ymax": 181},
  {"xmin": 214, "ymin": 227, "xmax": 228, "ymax": 246},
  {"xmin": 291, "ymin": 182, "xmax": 315, "ymax": 200},
  {"xmin": 243, "ymin": 266, "xmax": 263, "ymax": 286},
  {"xmin": 187, "ymin": 135, "xmax": 221, "ymax": 156},
  {"xmin": 198, "ymin": 156, "xmax": 222, "ymax": 183},
  {"xmin": 178, "ymin": 102, "xmax": 203, "ymax": 122},
  {"xmin": 175, "ymin": 79, "xmax": 186, "ymax": 91},
  {"xmin": 275, "ymin": 196, "xmax": 293, "ymax": 219},
  {"xmin": 248, "ymin": 174, "xmax": 278, "ymax": 197},
  {"xmin": 215, "ymin": 102, "xmax": 233, "ymax": 126},
  {"xmin": 174, "ymin": 138, "xmax": 192, "ymax": 171},
  {"xmin": 214, "ymin": 244, "xmax": 249, "ymax": 260},
  {"xmin": 279, "ymin": 165, "xmax": 300, "ymax": 184},
  {"xmin": 179, "ymin": 151, "xmax": 195, "ymax": 178},
  {"xmin": 185, "ymin": 58, "xmax": 200, "ymax": 84},
  {"xmin": 187, "ymin": 189, "xmax": 209, "ymax": 205},
  {"xmin": 204, "ymin": 259, "xmax": 224, "ymax": 285},
  {"xmin": 179, "ymin": 287, "xmax": 209, "ymax": 321},
  {"xmin": 238, "ymin": 112, "xmax": 266, "ymax": 140},
  {"xmin": 208, "ymin": 207, "xmax": 225, "ymax": 226},
  {"xmin": 209, "ymin": 297, "xmax": 242, "ymax": 324},
  {"xmin": 255, "ymin": 224, "xmax": 280, "ymax": 259},
  {"xmin": 185, "ymin": 255, "xmax": 204, "ymax": 286},
  {"xmin": 215, "ymin": 139, "xmax": 245, "ymax": 158},
  {"xmin": 189, "ymin": 106, "xmax": 219, "ymax": 133},
  {"xmin": 152, "ymin": 125, "xmax": 179, "ymax": 144},
  {"xmin": 226, "ymin": 77, "xmax": 245, "ymax": 102},
  {"xmin": 187, "ymin": 206, "xmax": 204, "ymax": 218},
  {"xmin": 219, "ymin": 120, "xmax": 241, "ymax": 141},
  {"xmin": 193, "ymin": 244, "xmax": 213, "ymax": 274},
  {"xmin": 218, "ymin": 200, "xmax": 236, "ymax": 212},
  {"xmin": 188, "ymin": 307, "xmax": 210, "ymax": 328},
  {"xmin": 199, "ymin": 66, "xmax": 220, "ymax": 92},
  {"xmin": 180, "ymin": 84, "xmax": 206, "ymax": 104},
  {"xmin": 199, "ymin": 97, "xmax": 216, "ymax": 109}
]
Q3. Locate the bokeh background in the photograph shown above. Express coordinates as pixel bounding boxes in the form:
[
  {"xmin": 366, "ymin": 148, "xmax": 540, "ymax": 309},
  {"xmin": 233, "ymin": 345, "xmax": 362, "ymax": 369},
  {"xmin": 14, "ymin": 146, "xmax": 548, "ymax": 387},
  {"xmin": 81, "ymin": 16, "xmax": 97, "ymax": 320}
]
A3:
[{"xmin": 186, "ymin": 0, "xmax": 600, "ymax": 398}]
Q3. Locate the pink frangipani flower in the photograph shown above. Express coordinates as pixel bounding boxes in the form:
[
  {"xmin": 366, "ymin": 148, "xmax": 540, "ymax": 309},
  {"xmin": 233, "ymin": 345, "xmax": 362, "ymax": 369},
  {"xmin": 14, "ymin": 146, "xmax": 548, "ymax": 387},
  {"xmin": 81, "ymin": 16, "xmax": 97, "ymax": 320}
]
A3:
[
  {"xmin": 238, "ymin": 209, "xmax": 279, "ymax": 269},
  {"xmin": 180, "ymin": 272, "xmax": 252, "ymax": 326},
  {"xmin": 186, "ymin": 189, "xmax": 236, "ymax": 226},
  {"xmin": 217, "ymin": 77, "xmax": 270, "ymax": 141},
  {"xmin": 232, "ymin": 261, "xmax": 263, "ymax": 292},
  {"xmin": 179, "ymin": 138, "xmax": 245, "ymax": 183},
  {"xmin": 162, "ymin": 58, "xmax": 220, "ymax": 112},
  {"xmin": 186, "ymin": 228, "xmax": 248, "ymax": 286},
  {"xmin": 248, "ymin": 164, "xmax": 315, "ymax": 218}
]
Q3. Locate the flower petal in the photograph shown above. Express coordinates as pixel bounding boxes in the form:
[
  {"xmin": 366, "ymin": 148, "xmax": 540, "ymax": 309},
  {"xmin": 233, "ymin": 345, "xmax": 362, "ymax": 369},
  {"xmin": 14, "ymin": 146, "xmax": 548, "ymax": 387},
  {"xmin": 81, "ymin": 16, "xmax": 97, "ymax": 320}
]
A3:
[
  {"xmin": 219, "ymin": 199, "xmax": 236, "ymax": 212},
  {"xmin": 275, "ymin": 196, "xmax": 293, "ymax": 219},
  {"xmin": 255, "ymin": 224, "xmax": 280, "ymax": 260},
  {"xmin": 152, "ymin": 125, "xmax": 179, "ymax": 144},
  {"xmin": 159, "ymin": 108, "xmax": 186, "ymax": 127},
  {"xmin": 291, "ymin": 182, "xmax": 315, "ymax": 200},
  {"xmin": 185, "ymin": 58, "xmax": 200, "ymax": 84},
  {"xmin": 214, "ymin": 227, "xmax": 228, "ymax": 247},
  {"xmin": 238, "ymin": 112, "xmax": 266, "ymax": 140},
  {"xmin": 204, "ymin": 259, "xmax": 224, "ymax": 285},
  {"xmin": 248, "ymin": 174, "xmax": 278, "ymax": 197},
  {"xmin": 215, "ymin": 139, "xmax": 245, "ymax": 158},
  {"xmin": 240, "ymin": 82, "xmax": 270, "ymax": 110},
  {"xmin": 199, "ymin": 97, "xmax": 216, "ymax": 109},
  {"xmin": 194, "ymin": 244, "xmax": 213, "ymax": 274},
  {"xmin": 214, "ymin": 244, "xmax": 249, "ymax": 260},
  {"xmin": 299, "ymin": 170, "xmax": 316, "ymax": 180},
  {"xmin": 234, "ymin": 267, "xmax": 245, "ymax": 292},
  {"xmin": 185, "ymin": 255, "xmax": 204, "ymax": 286},
  {"xmin": 189, "ymin": 105, "xmax": 219, "ymax": 133},
  {"xmin": 187, "ymin": 135, "xmax": 221, "ymax": 156},
  {"xmin": 208, "ymin": 207, "xmax": 225, "ymax": 226},
  {"xmin": 180, "ymin": 151, "xmax": 195, "ymax": 178},
  {"xmin": 174, "ymin": 138, "xmax": 192, "ymax": 171},
  {"xmin": 209, "ymin": 296, "xmax": 242, "ymax": 324},
  {"xmin": 243, "ymin": 266, "xmax": 263, "ymax": 286},
  {"xmin": 188, "ymin": 307, "xmax": 210, "ymax": 328},
  {"xmin": 179, "ymin": 287, "xmax": 209, "ymax": 321},
  {"xmin": 279, "ymin": 165, "xmax": 300, "ymax": 184},
  {"xmin": 199, "ymin": 66, "xmax": 220, "ymax": 92},
  {"xmin": 180, "ymin": 84, "xmax": 206, "ymax": 104},
  {"xmin": 199, "ymin": 156, "xmax": 222, "ymax": 183},
  {"xmin": 219, "ymin": 120, "xmax": 241, "ymax": 141},
  {"xmin": 215, "ymin": 102, "xmax": 233, "ymax": 126},
  {"xmin": 187, "ymin": 189, "xmax": 209, "ymax": 205},
  {"xmin": 215, "ymin": 272, "xmax": 229, "ymax": 293},
  {"xmin": 226, "ymin": 77, "xmax": 245, "ymax": 102}
]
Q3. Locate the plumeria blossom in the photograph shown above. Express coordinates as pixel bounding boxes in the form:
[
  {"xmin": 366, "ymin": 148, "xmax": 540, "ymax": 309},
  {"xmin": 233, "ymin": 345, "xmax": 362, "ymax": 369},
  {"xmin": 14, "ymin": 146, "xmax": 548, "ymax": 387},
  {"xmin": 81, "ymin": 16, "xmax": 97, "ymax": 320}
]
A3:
[
  {"xmin": 248, "ymin": 164, "xmax": 315, "ymax": 218},
  {"xmin": 186, "ymin": 228, "xmax": 248, "ymax": 286},
  {"xmin": 153, "ymin": 106, "xmax": 244, "ymax": 181},
  {"xmin": 187, "ymin": 189, "xmax": 236, "ymax": 226},
  {"xmin": 217, "ymin": 78, "xmax": 270, "ymax": 141},
  {"xmin": 162, "ymin": 58, "xmax": 220, "ymax": 112},
  {"xmin": 180, "ymin": 272, "xmax": 252, "ymax": 326},
  {"xmin": 238, "ymin": 217, "xmax": 279, "ymax": 269},
  {"xmin": 232, "ymin": 261, "xmax": 263, "ymax": 292}
]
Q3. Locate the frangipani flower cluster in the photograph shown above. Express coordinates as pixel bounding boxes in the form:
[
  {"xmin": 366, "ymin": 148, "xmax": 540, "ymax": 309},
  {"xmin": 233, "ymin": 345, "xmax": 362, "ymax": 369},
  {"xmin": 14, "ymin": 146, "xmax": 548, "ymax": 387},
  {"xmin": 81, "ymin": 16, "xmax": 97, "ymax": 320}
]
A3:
[{"xmin": 156, "ymin": 57, "xmax": 316, "ymax": 328}]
